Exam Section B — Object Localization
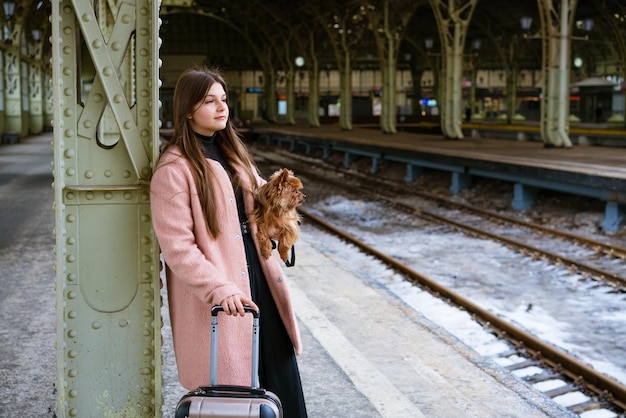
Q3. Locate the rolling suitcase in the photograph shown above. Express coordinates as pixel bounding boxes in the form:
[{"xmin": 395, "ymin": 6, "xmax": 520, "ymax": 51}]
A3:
[{"xmin": 174, "ymin": 305, "xmax": 283, "ymax": 418}]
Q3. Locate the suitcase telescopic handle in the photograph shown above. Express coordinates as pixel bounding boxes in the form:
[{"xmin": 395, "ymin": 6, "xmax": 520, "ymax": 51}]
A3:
[
  {"xmin": 210, "ymin": 305, "xmax": 261, "ymax": 388},
  {"xmin": 211, "ymin": 305, "xmax": 259, "ymax": 318}
]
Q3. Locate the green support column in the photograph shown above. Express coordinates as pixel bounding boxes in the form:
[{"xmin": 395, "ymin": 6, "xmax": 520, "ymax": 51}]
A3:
[
  {"xmin": 537, "ymin": 0, "xmax": 578, "ymax": 148},
  {"xmin": 429, "ymin": 0, "xmax": 478, "ymax": 139},
  {"xmin": 0, "ymin": 53, "xmax": 4, "ymax": 134},
  {"xmin": 28, "ymin": 34, "xmax": 44, "ymax": 135},
  {"xmin": 28, "ymin": 63, "xmax": 43, "ymax": 134},
  {"xmin": 43, "ymin": 69, "xmax": 53, "ymax": 131},
  {"xmin": 51, "ymin": 1, "xmax": 161, "ymax": 417},
  {"xmin": 3, "ymin": 21, "xmax": 22, "ymax": 141}
]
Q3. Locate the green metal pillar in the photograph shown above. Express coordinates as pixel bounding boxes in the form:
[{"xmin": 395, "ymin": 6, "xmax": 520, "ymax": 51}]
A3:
[
  {"xmin": 44, "ymin": 68, "xmax": 53, "ymax": 131},
  {"xmin": 429, "ymin": 0, "xmax": 478, "ymax": 139},
  {"xmin": 537, "ymin": 0, "xmax": 578, "ymax": 148},
  {"xmin": 28, "ymin": 37, "xmax": 44, "ymax": 135},
  {"xmin": 51, "ymin": 1, "xmax": 161, "ymax": 417},
  {"xmin": 3, "ymin": 20, "xmax": 22, "ymax": 140}
]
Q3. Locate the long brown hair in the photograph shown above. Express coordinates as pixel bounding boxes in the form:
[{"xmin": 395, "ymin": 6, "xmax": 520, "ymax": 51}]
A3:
[{"xmin": 161, "ymin": 66, "xmax": 259, "ymax": 238}]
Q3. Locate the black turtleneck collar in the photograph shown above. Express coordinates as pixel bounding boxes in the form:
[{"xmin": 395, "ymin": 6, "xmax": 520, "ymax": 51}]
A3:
[
  {"xmin": 196, "ymin": 131, "xmax": 234, "ymax": 177},
  {"xmin": 196, "ymin": 131, "xmax": 217, "ymax": 144},
  {"xmin": 196, "ymin": 131, "xmax": 219, "ymax": 159}
]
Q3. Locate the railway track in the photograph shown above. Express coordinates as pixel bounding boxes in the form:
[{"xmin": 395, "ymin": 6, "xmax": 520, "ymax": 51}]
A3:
[
  {"xmin": 251, "ymin": 145, "xmax": 626, "ymax": 416},
  {"xmin": 300, "ymin": 207, "xmax": 626, "ymax": 417},
  {"xmin": 254, "ymin": 147, "xmax": 626, "ymax": 291}
]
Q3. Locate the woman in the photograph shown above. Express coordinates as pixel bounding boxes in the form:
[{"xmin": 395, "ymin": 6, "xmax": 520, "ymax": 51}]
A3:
[{"xmin": 150, "ymin": 66, "xmax": 308, "ymax": 417}]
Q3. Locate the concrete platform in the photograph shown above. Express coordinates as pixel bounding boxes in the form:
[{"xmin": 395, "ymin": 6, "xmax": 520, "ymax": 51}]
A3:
[
  {"xmin": 163, "ymin": 225, "xmax": 574, "ymax": 417},
  {"xmin": 250, "ymin": 123, "xmax": 626, "ymax": 231}
]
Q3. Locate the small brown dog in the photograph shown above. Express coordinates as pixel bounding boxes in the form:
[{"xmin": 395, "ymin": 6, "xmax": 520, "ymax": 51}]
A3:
[{"xmin": 249, "ymin": 168, "xmax": 305, "ymax": 264}]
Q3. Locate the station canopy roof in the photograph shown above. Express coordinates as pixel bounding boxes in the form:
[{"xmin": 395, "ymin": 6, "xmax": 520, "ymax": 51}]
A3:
[
  {"xmin": 8, "ymin": 1, "xmax": 626, "ymax": 77},
  {"xmin": 158, "ymin": 0, "xmax": 626, "ymax": 75}
]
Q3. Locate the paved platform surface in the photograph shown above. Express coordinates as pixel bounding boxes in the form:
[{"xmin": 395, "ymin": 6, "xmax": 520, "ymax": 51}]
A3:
[{"xmin": 251, "ymin": 123, "xmax": 626, "ymax": 181}]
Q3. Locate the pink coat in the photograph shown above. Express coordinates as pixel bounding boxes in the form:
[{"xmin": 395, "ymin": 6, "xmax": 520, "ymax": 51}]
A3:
[{"xmin": 150, "ymin": 146, "xmax": 302, "ymax": 389}]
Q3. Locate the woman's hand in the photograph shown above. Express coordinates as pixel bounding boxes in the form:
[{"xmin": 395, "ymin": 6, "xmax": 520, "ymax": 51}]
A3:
[{"xmin": 220, "ymin": 294, "xmax": 259, "ymax": 316}]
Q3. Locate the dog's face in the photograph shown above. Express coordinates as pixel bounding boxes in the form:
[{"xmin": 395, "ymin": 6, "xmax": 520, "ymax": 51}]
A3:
[{"xmin": 267, "ymin": 168, "xmax": 305, "ymax": 210}]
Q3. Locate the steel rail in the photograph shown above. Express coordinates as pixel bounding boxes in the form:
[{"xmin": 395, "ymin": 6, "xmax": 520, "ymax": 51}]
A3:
[
  {"xmin": 381, "ymin": 192, "xmax": 626, "ymax": 289},
  {"xmin": 259, "ymin": 149, "xmax": 626, "ymax": 288},
  {"xmin": 267, "ymin": 148, "xmax": 626, "ymax": 260},
  {"xmin": 300, "ymin": 208, "xmax": 626, "ymax": 412},
  {"xmin": 357, "ymin": 172, "xmax": 626, "ymax": 261}
]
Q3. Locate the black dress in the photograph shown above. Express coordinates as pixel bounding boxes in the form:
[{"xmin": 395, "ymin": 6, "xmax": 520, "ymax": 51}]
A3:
[{"xmin": 198, "ymin": 133, "xmax": 308, "ymax": 418}]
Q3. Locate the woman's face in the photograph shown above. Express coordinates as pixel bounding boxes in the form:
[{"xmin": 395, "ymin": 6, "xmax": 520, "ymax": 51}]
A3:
[{"xmin": 188, "ymin": 82, "xmax": 228, "ymax": 136}]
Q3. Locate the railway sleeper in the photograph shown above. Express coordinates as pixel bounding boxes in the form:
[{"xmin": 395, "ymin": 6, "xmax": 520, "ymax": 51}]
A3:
[
  {"xmin": 523, "ymin": 370, "xmax": 563, "ymax": 384},
  {"xmin": 569, "ymin": 399, "xmax": 611, "ymax": 415},
  {"xmin": 504, "ymin": 358, "xmax": 542, "ymax": 371},
  {"xmin": 542, "ymin": 383, "xmax": 581, "ymax": 398}
]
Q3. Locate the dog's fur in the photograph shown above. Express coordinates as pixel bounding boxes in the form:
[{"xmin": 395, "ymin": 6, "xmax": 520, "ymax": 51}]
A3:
[{"xmin": 249, "ymin": 168, "xmax": 305, "ymax": 262}]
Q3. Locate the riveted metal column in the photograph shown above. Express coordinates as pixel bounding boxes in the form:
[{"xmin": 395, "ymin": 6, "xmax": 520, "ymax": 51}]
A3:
[
  {"xmin": 43, "ymin": 68, "xmax": 53, "ymax": 131},
  {"xmin": 3, "ymin": 19, "xmax": 22, "ymax": 141},
  {"xmin": 51, "ymin": 1, "xmax": 161, "ymax": 417},
  {"xmin": 429, "ymin": 0, "xmax": 478, "ymax": 139},
  {"xmin": 28, "ymin": 37, "xmax": 44, "ymax": 135},
  {"xmin": 537, "ymin": 0, "xmax": 577, "ymax": 148}
]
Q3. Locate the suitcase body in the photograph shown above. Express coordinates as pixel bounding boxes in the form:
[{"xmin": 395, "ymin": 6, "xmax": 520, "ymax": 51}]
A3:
[{"xmin": 174, "ymin": 306, "xmax": 283, "ymax": 418}]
